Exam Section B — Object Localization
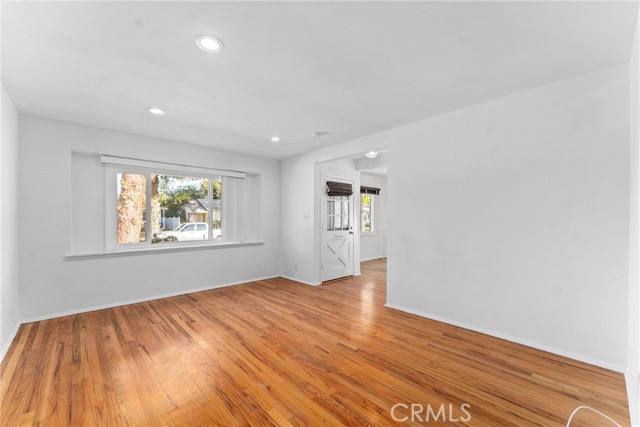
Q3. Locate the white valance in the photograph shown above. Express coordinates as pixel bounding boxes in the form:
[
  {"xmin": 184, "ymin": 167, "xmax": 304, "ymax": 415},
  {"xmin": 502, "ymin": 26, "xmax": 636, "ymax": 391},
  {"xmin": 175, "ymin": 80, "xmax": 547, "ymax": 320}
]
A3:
[{"xmin": 100, "ymin": 155, "xmax": 246, "ymax": 179}]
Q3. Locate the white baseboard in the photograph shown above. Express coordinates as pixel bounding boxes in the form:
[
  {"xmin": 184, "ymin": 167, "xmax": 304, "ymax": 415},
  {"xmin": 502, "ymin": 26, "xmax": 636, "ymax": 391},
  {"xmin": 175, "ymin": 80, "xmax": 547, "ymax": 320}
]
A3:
[
  {"xmin": 279, "ymin": 275, "xmax": 321, "ymax": 286},
  {"xmin": 20, "ymin": 275, "xmax": 279, "ymax": 324},
  {"xmin": 626, "ymin": 369, "xmax": 640, "ymax": 426},
  {"xmin": 1, "ymin": 321, "xmax": 21, "ymax": 364},
  {"xmin": 384, "ymin": 302, "xmax": 625, "ymax": 373}
]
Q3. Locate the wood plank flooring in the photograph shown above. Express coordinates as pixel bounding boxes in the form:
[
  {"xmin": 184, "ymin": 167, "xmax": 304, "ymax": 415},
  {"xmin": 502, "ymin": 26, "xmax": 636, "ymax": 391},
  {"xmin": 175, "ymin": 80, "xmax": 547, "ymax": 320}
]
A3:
[{"xmin": 0, "ymin": 259, "xmax": 631, "ymax": 426}]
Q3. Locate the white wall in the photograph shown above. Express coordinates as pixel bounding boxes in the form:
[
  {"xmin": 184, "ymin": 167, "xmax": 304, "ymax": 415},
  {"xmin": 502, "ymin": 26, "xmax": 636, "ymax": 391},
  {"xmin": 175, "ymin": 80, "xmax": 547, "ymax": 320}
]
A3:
[
  {"xmin": 1, "ymin": 85, "xmax": 20, "ymax": 360},
  {"xmin": 282, "ymin": 63, "xmax": 630, "ymax": 371},
  {"xmin": 360, "ymin": 173, "xmax": 387, "ymax": 261},
  {"xmin": 281, "ymin": 154, "xmax": 318, "ymax": 284},
  {"xmin": 627, "ymin": 16, "xmax": 640, "ymax": 427},
  {"xmin": 18, "ymin": 116, "xmax": 281, "ymax": 320},
  {"xmin": 387, "ymin": 63, "xmax": 629, "ymax": 371}
]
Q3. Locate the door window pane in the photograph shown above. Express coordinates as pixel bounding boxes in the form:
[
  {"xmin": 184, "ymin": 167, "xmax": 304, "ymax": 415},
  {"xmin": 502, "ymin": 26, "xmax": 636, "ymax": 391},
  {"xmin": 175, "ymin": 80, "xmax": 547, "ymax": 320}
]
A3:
[
  {"xmin": 327, "ymin": 216, "xmax": 334, "ymax": 231},
  {"xmin": 327, "ymin": 196, "xmax": 352, "ymax": 232},
  {"xmin": 334, "ymin": 216, "xmax": 342, "ymax": 230},
  {"xmin": 334, "ymin": 200, "xmax": 342, "ymax": 216}
]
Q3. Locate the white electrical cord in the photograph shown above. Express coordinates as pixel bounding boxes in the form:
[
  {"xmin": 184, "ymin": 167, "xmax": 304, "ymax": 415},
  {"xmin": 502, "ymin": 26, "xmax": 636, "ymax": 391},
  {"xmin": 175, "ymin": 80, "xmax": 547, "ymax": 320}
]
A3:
[{"xmin": 566, "ymin": 405, "xmax": 622, "ymax": 427}]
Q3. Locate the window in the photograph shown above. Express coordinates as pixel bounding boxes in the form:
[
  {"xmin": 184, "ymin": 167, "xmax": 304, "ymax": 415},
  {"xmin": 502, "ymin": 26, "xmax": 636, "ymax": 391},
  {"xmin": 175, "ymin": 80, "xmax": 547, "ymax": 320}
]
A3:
[
  {"xmin": 360, "ymin": 186, "xmax": 379, "ymax": 233},
  {"xmin": 116, "ymin": 172, "xmax": 222, "ymax": 246},
  {"xmin": 361, "ymin": 194, "xmax": 374, "ymax": 233},
  {"xmin": 102, "ymin": 156, "xmax": 260, "ymax": 253}
]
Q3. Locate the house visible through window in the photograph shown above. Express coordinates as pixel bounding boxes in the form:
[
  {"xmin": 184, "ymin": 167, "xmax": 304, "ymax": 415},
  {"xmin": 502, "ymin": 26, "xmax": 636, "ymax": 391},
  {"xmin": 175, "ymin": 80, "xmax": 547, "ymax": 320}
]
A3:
[
  {"xmin": 361, "ymin": 194, "xmax": 373, "ymax": 233},
  {"xmin": 116, "ymin": 172, "xmax": 222, "ymax": 245}
]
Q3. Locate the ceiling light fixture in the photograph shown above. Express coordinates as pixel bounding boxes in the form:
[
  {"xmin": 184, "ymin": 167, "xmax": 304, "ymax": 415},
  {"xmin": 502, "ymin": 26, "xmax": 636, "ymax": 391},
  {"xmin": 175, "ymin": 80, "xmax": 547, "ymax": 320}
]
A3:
[
  {"xmin": 365, "ymin": 150, "xmax": 378, "ymax": 159},
  {"xmin": 147, "ymin": 107, "xmax": 167, "ymax": 116},
  {"xmin": 195, "ymin": 34, "xmax": 225, "ymax": 53},
  {"xmin": 271, "ymin": 136, "xmax": 281, "ymax": 143}
]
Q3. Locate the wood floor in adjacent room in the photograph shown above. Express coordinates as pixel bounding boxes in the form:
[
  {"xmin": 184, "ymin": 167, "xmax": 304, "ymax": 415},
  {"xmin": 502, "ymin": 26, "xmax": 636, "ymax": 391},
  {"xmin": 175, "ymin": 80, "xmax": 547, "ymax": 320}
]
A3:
[{"xmin": 0, "ymin": 259, "xmax": 630, "ymax": 426}]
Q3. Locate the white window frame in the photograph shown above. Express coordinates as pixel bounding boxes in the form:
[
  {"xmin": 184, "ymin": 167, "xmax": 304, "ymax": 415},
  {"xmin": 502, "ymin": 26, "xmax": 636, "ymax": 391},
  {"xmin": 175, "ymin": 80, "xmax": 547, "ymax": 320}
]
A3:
[
  {"xmin": 361, "ymin": 193, "xmax": 375, "ymax": 233},
  {"xmin": 103, "ymin": 157, "xmax": 242, "ymax": 252}
]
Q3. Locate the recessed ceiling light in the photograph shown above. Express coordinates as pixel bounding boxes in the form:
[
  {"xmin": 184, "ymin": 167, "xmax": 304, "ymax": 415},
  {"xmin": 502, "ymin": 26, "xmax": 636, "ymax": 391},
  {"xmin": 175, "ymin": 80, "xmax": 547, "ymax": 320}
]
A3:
[
  {"xmin": 271, "ymin": 136, "xmax": 281, "ymax": 143},
  {"xmin": 365, "ymin": 150, "xmax": 378, "ymax": 159},
  {"xmin": 195, "ymin": 34, "xmax": 224, "ymax": 53},
  {"xmin": 147, "ymin": 107, "xmax": 167, "ymax": 116}
]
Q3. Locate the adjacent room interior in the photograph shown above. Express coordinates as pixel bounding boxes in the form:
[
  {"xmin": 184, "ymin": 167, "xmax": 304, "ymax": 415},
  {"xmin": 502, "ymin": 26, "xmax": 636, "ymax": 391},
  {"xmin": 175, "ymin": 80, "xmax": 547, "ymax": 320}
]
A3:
[{"xmin": 1, "ymin": 2, "xmax": 639, "ymax": 426}]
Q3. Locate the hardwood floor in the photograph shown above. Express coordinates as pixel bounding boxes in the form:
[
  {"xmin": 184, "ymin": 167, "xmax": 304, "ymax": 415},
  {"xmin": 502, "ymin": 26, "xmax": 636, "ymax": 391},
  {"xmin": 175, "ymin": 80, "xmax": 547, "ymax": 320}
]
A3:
[{"xmin": 0, "ymin": 259, "xmax": 630, "ymax": 426}]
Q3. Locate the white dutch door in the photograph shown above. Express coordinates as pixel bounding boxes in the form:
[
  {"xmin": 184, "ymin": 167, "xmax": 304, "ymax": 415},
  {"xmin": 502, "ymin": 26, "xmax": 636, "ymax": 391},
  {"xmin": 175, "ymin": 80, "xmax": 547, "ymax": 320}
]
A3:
[{"xmin": 321, "ymin": 177, "xmax": 354, "ymax": 282}]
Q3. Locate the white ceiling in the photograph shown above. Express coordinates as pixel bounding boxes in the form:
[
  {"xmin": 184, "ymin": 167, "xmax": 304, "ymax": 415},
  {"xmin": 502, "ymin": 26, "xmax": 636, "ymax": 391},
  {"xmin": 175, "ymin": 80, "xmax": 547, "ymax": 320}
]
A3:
[
  {"xmin": 2, "ymin": 2, "xmax": 637, "ymax": 159},
  {"xmin": 362, "ymin": 167, "xmax": 388, "ymax": 177}
]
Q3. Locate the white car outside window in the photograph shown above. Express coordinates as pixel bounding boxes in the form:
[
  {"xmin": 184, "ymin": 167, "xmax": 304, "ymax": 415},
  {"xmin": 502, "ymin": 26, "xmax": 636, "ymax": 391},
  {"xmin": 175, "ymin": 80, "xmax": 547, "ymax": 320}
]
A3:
[{"xmin": 154, "ymin": 222, "xmax": 208, "ymax": 241}]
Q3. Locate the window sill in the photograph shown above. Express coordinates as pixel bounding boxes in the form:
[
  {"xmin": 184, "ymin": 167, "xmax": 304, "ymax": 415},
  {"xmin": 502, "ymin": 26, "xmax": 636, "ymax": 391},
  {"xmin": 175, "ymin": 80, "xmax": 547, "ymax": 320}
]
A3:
[
  {"xmin": 65, "ymin": 241, "xmax": 264, "ymax": 260},
  {"xmin": 361, "ymin": 232, "xmax": 377, "ymax": 236}
]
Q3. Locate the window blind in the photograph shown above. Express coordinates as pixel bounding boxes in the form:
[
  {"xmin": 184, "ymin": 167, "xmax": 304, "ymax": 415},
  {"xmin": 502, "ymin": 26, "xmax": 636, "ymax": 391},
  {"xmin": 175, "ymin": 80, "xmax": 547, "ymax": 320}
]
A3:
[
  {"xmin": 360, "ymin": 186, "xmax": 380, "ymax": 195},
  {"xmin": 326, "ymin": 181, "xmax": 353, "ymax": 196}
]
